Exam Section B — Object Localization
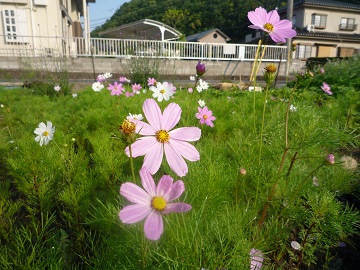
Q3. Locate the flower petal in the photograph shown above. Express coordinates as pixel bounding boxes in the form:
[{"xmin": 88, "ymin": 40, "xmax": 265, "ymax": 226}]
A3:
[
  {"xmin": 140, "ymin": 167, "xmax": 156, "ymax": 197},
  {"xmin": 162, "ymin": 102, "xmax": 181, "ymax": 131},
  {"xmin": 164, "ymin": 180, "xmax": 185, "ymax": 202},
  {"xmin": 267, "ymin": 9, "xmax": 280, "ymax": 25},
  {"xmin": 164, "ymin": 143, "xmax": 188, "ymax": 177},
  {"xmin": 135, "ymin": 121, "xmax": 156, "ymax": 135},
  {"xmin": 156, "ymin": 174, "xmax": 173, "ymax": 197},
  {"xmin": 119, "ymin": 204, "xmax": 152, "ymax": 224},
  {"xmin": 168, "ymin": 139, "xmax": 200, "ymax": 162},
  {"xmin": 248, "ymin": 7, "xmax": 267, "ymax": 27},
  {"xmin": 162, "ymin": 203, "xmax": 192, "ymax": 214},
  {"xmin": 143, "ymin": 99, "xmax": 162, "ymax": 131},
  {"xmin": 120, "ymin": 182, "xmax": 151, "ymax": 204},
  {"xmin": 125, "ymin": 137, "xmax": 158, "ymax": 158},
  {"xmin": 169, "ymin": 127, "xmax": 201, "ymax": 142},
  {"xmin": 144, "ymin": 210, "xmax": 163, "ymax": 241},
  {"xmin": 142, "ymin": 141, "xmax": 164, "ymax": 175}
]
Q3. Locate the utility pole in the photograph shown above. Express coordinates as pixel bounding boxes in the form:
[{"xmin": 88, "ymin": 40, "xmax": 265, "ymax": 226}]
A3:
[{"xmin": 285, "ymin": 0, "xmax": 294, "ymax": 77}]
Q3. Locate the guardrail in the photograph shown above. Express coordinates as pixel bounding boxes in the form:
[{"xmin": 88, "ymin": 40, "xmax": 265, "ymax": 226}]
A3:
[{"xmin": 0, "ymin": 35, "xmax": 287, "ymax": 62}]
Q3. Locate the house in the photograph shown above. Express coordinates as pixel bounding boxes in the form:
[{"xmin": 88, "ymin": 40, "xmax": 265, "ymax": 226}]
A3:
[
  {"xmin": 286, "ymin": 0, "xmax": 360, "ymax": 59},
  {"xmin": 245, "ymin": 0, "xmax": 360, "ymax": 60},
  {"xmin": 0, "ymin": 0, "xmax": 95, "ymax": 56},
  {"xmin": 186, "ymin": 28, "xmax": 230, "ymax": 43}
]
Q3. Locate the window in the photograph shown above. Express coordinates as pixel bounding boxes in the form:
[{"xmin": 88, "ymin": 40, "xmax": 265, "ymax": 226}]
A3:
[
  {"xmin": 295, "ymin": 45, "xmax": 312, "ymax": 59},
  {"xmin": 292, "ymin": 14, "xmax": 296, "ymax": 27},
  {"xmin": 2, "ymin": 9, "xmax": 28, "ymax": 43},
  {"xmin": 311, "ymin": 14, "xmax": 327, "ymax": 28},
  {"xmin": 340, "ymin": 18, "xmax": 356, "ymax": 30}
]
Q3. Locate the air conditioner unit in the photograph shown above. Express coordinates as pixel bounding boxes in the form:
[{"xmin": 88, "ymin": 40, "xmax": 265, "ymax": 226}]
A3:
[{"xmin": 307, "ymin": 24, "xmax": 315, "ymax": 32}]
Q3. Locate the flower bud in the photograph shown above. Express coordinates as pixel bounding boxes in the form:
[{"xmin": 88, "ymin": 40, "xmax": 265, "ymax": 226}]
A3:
[
  {"xmin": 264, "ymin": 63, "xmax": 277, "ymax": 85},
  {"xmin": 196, "ymin": 60, "xmax": 206, "ymax": 77},
  {"xmin": 239, "ymin": 168, "xmax": 247, "ymax": 175},
  {"xmin": 325, "ymin": 154, "xmax": 335, "ymax": 165},
  {"xmin": 119, "ymin": 119, "xmax": 137, "ymax": 144}
]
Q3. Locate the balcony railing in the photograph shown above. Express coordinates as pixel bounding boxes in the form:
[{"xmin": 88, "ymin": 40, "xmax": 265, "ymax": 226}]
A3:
[
  {"xmin": 0, "ymin": 35, "xmax": 287, "ymax": 62},
  {"xmin": 339, "ymin": 24, "xmax": 357, "ymax": 31}
]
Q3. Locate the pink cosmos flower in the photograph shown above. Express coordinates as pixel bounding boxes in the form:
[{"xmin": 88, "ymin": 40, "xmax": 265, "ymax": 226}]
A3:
[
  {"xmin": 248, "ymin": 7, "xmax": 296, "ymax": 43},
  {"xmin": 119, "ymin": 167, "xmax": 192, "ymax": 241},
  {"xmin": 132, "ymin": 83, "xmax": 142, "ymax": 94},
  {"xmin": 107, "ymin": 81, "xmax": 124, "ymax": 96},
  {"xmin": 125, "ymin": 98, "xmax": 201, "ymax": 177},
  {"xmin": 125, "ymin": 91, "xmax": 135, "ymax": 97},
  {"xmin": 119, "ymin": 76, "xmax": 130, "ymax": 83},
  {"xmin": 250, "ymin": 248, "xmax": 264, "ymax": 270},
  {"xmin": 188, "ymin": 87, "xmax": 193, "ymax": 93},
  {"xmin": 196, "ymin": 106, "xmax": 216, "ymax": 127},
  {"xmin": 148, "ymin": 77, "xmax": 157, "ymax": 86},
  {"xmin": 321, "ymin": 82, "xmax": 332, "ymax": 95}
]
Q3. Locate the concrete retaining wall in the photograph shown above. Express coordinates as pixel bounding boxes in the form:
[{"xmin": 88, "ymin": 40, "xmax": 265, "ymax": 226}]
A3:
[{"xmin": 0, "ymin": 56, "xmax": 305, "ymax": 81}]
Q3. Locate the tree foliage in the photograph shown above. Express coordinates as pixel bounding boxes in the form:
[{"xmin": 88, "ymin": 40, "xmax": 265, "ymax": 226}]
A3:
[{"xmin": 91, "ymin": 0, "xmax": 359, "ymax": 42}]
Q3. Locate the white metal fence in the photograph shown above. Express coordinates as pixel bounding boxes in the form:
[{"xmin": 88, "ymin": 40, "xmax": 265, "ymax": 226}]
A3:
[{"xmin": 0, "ymin": 35, "xmax": 287, "ymax": 62}]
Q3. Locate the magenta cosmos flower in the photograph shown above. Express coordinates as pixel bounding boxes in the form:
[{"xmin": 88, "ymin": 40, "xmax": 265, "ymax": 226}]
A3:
[
  {"xmin": 321, "ymin": 82, "xmax": 332, "ymax": 95},
  {"xmin": 248, "ymin": 7, "xmax": 296, "ymax": 43},
  {"xmin": 196, "ymin": 106, "xmax": 216, "ymax": 127},
  {"xmin": 119, "ymin": 167, "xmax": 192, "ymax": 241},
  {"xmin": 107, "ymin": 81, "xmax": 124, "ymax": 96},
  {"xmin": 250, "ymin": 248, "xmax": 264, "ymax": 270},
  {"xmin": 125, "ymin": 98, "xmax": 201, "ymax": 177}
]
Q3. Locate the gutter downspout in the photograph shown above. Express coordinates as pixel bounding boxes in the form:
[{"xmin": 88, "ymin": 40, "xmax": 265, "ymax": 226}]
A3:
[{"xmin": 29, "ymin": 0, "xmax": 36, "ymax": 56}]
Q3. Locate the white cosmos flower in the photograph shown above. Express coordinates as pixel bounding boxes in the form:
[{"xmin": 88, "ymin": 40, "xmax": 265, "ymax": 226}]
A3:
[
  {"xmin": 198, "ymin": 99, "xmax": 206, "ymax": 107},
  {"xmin": 290, "ymin": 104, "xmax": 297, "ymax": 112},
  {"xmin": 54, "ymin": 85, "xmax": 61, "ymax": 92},
  {"xmin": 103, "ymin": 72, "xmax": 112, "ymax": 79},
  {"xmin": 126, "ymin": 113, "xmax": 144, "ymax": 122},
  {"xmin": 72, "ymin": 93, "xmax": 78, "ymax": 98},
  {"xmin": 34, "ymin": 121, "xmax": 55, "ymax": 146},
  {"xmin": 291, "ymin": 241, "xmax": 301, "ymax": 250},
  {"xmin": 196, "ymin": 84, "xmax": 203, "ymax": 92},
  {"xmin": 150, "ymin": 81, "xmax": 174, "ymax": 102},
  {"xmin": 190, "ymin": 75, "xmax": 196, "ymax": 81},
  {"xmin": 92, "ymin": 81, "xmax": 104, "ymax": 92},
  {"xmin": 199, "ymin": 79, "xmax": 209, "ymax": 90}
]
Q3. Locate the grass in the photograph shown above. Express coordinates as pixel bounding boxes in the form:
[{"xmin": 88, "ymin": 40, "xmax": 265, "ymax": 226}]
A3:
[{"xmin": 0, "ymin": 56, "xmax": 360, "ymax": 269}]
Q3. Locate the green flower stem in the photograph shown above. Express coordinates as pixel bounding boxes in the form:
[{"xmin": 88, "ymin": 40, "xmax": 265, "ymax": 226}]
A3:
[
  {"xmin": 291, "ymin": 164, "xmax": 324, "ymax": 199},
  {"xmin": 185, "ymin": 77, "xmax": 199, "ymax": 125},
  {"xmin": 258, "ymin": 84, "xmax": 269, "ymax": 165},
  {"xmin": 296, "ymin": 221, "xmax": 316, "ymax": 268},
  {"xmin": 141, "ymin": 234, "xmax": 148, "ymax": 268},
  {"xmin": 128, "ymin": 144, "xmax": 136, "ymax": 183}
]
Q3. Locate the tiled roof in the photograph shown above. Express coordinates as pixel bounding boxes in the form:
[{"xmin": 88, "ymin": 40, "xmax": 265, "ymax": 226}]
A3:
[
  {"xmin": 296, "ymin": 29, "xmax": 360, "ymax": 40},
  {"xmin": 294, "ymin": 0, "xmax": 360, "ymax": 10},
  {"xmin": 186, "ymin": 28, "xmax": 230, "ymax": 42}
]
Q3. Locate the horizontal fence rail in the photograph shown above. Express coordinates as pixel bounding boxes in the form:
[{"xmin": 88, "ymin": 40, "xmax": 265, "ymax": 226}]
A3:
[{"xmin": 0, "ymin": 35, "xmax": 288, "ymax": 62}]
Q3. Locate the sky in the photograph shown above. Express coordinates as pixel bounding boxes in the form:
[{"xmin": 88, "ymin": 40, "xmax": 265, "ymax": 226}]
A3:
[{"xmin": 88, "ymin": 0, "xmax": 130, "ymax": 31}]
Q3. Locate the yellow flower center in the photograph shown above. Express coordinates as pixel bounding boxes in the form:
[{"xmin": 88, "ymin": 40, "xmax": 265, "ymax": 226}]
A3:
[
  {"xmin": 203, "ymin": 115, "xmax": 208, "ymax": 119},
  {"xmin": 42, "ymin": 131, "xmax": 49, "ymax": 136},
  {"xmin": 156, "ymin": 130, "xmax": 170, "ymax": 143},
  {"xmin": 120, "ymin": 119, "xmax": 136, "ymax": 135},
  {"xmin": 151, "ymin": 196, "xmax": 166, "ymax": 211},
  {"xmin": 264, "ymin": 23, "xmax": 274, "ymax": 32},
  {"xmin": 160, "ymin": 89, "xmax": 165, "ymax": 94}
]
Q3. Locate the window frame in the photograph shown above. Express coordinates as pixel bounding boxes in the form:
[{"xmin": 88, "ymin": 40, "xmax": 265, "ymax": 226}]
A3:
[
  {"xmin": 295, "ymin": 45, "xmax": 312, "ymax": 59},
  {"xmin": 339, "ymin": 18, "xmax": 356, "ymax": 31},
  {"xmin": 2, "ymin": 9, "xmax": 28, "ymax": 44},
  {"xmin": 311, "ymin": 13, "xmax": 327, "ymax": 29}
]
